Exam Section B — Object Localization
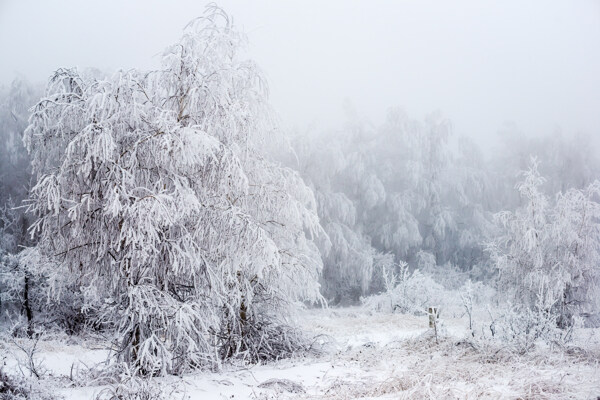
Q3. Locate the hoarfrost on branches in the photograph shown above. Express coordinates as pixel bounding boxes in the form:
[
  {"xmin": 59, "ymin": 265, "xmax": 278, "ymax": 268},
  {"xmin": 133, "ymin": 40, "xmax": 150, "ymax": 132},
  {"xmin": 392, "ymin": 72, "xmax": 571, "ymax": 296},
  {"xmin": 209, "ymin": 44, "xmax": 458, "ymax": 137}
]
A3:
[
  {"xmin": 489, "ymin": 157, "xmax": 600, "ymax": 329},
  {"xmin": 24, "ymin": 6, "xmax": 322, "ymax": 375}
]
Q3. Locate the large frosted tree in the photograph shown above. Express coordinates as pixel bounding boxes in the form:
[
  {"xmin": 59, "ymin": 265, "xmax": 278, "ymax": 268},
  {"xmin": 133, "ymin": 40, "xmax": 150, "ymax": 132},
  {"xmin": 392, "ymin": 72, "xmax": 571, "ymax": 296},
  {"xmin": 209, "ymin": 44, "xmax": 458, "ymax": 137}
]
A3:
[
  {"xmin": 25, "ymin": 7, "xmax": 322, "ymax": 374},
  {"xmin": 489, "ymin": 158, "xmax": 600, "ymax": 327}
]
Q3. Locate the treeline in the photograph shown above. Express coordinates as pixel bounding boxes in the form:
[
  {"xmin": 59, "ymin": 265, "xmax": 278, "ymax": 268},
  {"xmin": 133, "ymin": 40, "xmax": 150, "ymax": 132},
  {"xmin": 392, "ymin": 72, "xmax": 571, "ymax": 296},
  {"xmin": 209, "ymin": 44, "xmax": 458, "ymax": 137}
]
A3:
[{"xmin": 288, "ymin": 109, "xmax": 600, "ymax": 304}]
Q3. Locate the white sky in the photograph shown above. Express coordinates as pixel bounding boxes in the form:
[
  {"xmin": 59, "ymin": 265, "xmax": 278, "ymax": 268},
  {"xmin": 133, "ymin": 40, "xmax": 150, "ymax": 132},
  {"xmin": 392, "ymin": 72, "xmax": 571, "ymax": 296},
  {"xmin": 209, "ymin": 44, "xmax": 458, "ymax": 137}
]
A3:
[{"xmin": 1, "ymin": 0, "xmax": 599, "ymax": 148}]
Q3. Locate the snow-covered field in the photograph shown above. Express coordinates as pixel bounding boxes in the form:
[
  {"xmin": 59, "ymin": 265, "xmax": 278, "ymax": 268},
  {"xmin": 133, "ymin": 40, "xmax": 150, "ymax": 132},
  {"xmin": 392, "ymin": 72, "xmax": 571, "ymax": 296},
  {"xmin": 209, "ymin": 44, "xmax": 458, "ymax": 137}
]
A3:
[{"xmin": 2, "ymin": 308, "xmax": 600, "ymax": 399}]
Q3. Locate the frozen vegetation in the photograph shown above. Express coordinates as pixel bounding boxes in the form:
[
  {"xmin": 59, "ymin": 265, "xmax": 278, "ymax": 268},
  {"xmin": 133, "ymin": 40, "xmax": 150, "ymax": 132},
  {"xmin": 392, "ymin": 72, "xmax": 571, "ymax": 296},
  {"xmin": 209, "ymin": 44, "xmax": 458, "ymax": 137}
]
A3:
[
  {"xmin": 1, "ymin": 307, "xmax": 600, "ymax": 399},
  {"xmin": 1, "ymin": 5, "xmax": 600, "ymax": 400}
]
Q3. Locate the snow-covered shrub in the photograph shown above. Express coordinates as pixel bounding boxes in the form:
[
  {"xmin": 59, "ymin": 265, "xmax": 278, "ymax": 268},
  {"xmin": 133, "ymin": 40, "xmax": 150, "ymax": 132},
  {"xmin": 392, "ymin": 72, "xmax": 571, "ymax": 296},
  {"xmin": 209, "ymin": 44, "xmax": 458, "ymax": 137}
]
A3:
[
  {"xmin": 0, "ymin": 368, "xmax": 57, "ymax": 400},
  {"xmin": 6, "ymin": 332, "xmax": 50, "ymax": 380},
  {"xmin": 216, "ymin": 310, "xmax": 314, "ymax": 363},
  {"xmin": 492, "ymin": 305, "xmax": 560, "ymax": 353},
  {"xmin": 458, "ymin": 279, "xmax": 497, "ymax": 336},
  {"xmin": 460, "ymin": 297, "xmax": 584, "ymax": 356},
  {"xmin": 95, "ymin": 374, "xmax": 170, "ymax": 400},
  {"xmin": 416, "ymin": 251, "xmax": 468, "ymax": 290},
  {"xmin": 0, "ymin": 204, "xmax": 41, "ymax": 336},
  {"xmin": 1, "ymin": 247, "xmax": 88, "ymax": 336},
  {"xmin": 362, "ymin": 262, "xmax": 444, "ymax": 315},
  {"xmin": 469, "ymin": 299, "xmax": 585, "ymax": 355},
  {"xmin": 24, "ymin": 6, "xmax": 323, "ymax": 374}
]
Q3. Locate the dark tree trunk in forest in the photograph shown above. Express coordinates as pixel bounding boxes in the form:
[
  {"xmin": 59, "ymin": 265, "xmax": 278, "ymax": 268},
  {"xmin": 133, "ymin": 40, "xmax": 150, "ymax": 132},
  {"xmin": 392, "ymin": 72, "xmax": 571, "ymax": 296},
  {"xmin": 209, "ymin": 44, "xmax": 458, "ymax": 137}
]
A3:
[{"xmin": 23, "ymin": 273, "xmax": 34, "ymax": 338}]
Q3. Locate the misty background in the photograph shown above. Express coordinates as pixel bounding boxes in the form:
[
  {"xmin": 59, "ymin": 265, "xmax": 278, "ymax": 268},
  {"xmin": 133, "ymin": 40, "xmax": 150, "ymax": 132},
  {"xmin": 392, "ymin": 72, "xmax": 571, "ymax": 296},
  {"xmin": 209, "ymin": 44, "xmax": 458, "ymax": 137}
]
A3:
[{"xmin": 1, "ymin": 0, "xmax": 599, "ymax": 150}]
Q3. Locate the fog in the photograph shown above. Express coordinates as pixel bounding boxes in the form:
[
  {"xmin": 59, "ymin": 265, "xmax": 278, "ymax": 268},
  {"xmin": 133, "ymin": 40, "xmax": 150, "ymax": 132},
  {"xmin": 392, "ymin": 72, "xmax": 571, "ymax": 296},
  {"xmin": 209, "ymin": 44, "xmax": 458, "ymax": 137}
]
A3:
[{"xmin": 1, "ymin": 0, "xmax": 599, "ymax": 149}]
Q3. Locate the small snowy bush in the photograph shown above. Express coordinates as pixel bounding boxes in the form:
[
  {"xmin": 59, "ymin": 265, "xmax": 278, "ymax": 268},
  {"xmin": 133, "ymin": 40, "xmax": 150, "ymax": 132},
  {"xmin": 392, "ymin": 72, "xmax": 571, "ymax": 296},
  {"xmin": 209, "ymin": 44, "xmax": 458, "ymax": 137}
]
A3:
[
  {"xmin": 94, "ymin": 377, "xmax": 169, "ymax": 400},
  {"xmin": 417, "ymin": 252, "xmax": 468, "ymax": 290},
  {"xmin": 494, "ymin": 306, "xmax": 558, "ymax": 353},
  {"xmin": 481, "ymin": 301, "xmax": 583, "ymax": 354},
  {"xmin": 0, "ymin": 368, "xmax": 57, "ymax": 400},
  {"xmin": 362, "ymin": 262, "xmax": 444, "ymax": 315}
]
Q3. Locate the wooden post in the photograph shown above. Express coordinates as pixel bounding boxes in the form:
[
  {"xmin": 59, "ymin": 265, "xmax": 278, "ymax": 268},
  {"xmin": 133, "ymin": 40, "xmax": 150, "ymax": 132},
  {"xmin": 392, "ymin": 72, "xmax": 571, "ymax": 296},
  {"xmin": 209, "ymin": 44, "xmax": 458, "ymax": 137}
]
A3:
[
  {"xmin": 428, "ymin": 306, "xmax": 439, "ymax": 344},
  {"xmin": 428, "ymin": 306, "xmax": 438, "ymax": 328}
]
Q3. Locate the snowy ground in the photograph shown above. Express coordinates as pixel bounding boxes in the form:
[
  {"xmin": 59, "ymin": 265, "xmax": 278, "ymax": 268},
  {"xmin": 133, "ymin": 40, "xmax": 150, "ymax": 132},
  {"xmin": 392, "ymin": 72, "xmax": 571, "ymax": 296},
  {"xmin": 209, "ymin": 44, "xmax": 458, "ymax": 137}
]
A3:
[{"xmin": 2, "ymin": 308, "xmax": 600, "ymax": 399}]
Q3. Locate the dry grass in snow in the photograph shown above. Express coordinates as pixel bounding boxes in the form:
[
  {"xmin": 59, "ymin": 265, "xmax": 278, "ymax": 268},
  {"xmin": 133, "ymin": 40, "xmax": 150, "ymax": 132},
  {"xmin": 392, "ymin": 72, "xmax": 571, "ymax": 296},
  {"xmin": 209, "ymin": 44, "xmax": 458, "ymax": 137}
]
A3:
[{"xmin": 2, "ymin": 307, "xmax": 600, "ymax": 399}]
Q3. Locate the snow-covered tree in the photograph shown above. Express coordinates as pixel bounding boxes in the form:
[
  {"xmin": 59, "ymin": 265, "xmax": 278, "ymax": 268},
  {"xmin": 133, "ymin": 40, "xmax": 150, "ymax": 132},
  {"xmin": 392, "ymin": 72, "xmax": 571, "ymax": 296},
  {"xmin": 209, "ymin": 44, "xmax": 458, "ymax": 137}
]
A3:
[
  {"xmin": 367, "ymin": 109, "xmax": 452, "ymax": 264},
  {"xmin": 291, "ymin": 107, "xmax": 498, "ymax": 302},
  {"xmin": 489, "ymin": 158, "xmax": 600, "ymax": 327},
  {"xmin": 492, "ymin": 125, "xmax": 600, "ymax": 209},
  {"xmin": 25, "ymin": 6, "xmax": 322, "ymax": 374},
  {"xmin": 289, "ymin": 124, "xmax": 385, "ymax": 304},
  {"xmin": 552, "ymin": 181, "xmax": 600, "ymax": 325},
  {"xmin": 0, "ymin": 79, "xmax": 42, "ymax": 334},
  {"xmin": 0, "ymin": 79, "xmax": 38, "ymax": 206}
]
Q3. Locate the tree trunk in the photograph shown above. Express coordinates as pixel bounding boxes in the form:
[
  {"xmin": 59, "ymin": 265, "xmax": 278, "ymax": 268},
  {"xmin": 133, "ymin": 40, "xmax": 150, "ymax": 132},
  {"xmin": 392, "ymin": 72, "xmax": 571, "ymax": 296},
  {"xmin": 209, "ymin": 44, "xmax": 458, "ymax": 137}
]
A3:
[{"xmin": 23, "ymin": 273, "xmax": 34, "ymax": 338}]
